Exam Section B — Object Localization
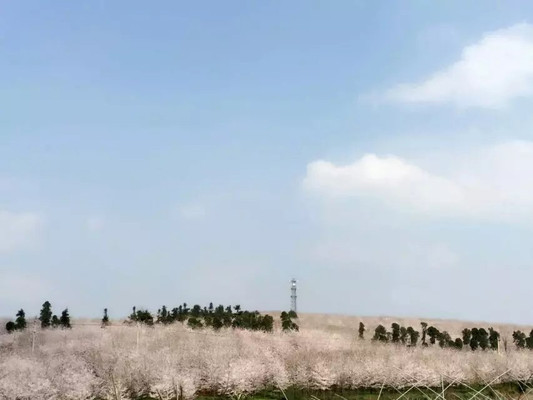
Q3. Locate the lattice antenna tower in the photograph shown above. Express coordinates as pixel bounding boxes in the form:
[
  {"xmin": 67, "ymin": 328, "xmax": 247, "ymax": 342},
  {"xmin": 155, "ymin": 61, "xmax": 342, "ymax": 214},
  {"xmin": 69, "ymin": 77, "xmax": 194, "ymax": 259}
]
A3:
[{"xmin": 290, "ymin": 279, "xmax": 297, "ymax": 313}]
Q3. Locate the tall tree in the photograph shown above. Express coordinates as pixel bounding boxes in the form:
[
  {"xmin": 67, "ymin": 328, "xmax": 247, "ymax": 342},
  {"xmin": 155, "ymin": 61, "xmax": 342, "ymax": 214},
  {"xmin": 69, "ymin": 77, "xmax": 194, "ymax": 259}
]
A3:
[
  {"xmin": 421, "ymin": 322, "xmax": 428, "ymax": 345},
  {"xmin": 102, "ymin": 308, "xmax": 110, "ymax": 327},
  {"xmin": 39, "ymin": 301, "xmax": 53, "ymax": 329},
  {"xmin": 60, "ymin": 309, "xmax": 71, "ymax": 329},
  {"xmin": 15, "ymin": 309, "xmax": 26, "ymax": 331},
  {"xmin": 391, "ymin": 323, "xmax": 400, "ymax": 343},
  {"xmin": 406, "ymin": 327, "xmax": 419, "ymax": 346}
]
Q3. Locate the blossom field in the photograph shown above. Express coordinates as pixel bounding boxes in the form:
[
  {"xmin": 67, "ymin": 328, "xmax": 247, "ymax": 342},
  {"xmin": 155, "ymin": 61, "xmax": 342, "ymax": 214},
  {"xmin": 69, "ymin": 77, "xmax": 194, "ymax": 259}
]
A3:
[{"xmin": 1, "ymin": 313, "xmax": 533, "ymax": 400}]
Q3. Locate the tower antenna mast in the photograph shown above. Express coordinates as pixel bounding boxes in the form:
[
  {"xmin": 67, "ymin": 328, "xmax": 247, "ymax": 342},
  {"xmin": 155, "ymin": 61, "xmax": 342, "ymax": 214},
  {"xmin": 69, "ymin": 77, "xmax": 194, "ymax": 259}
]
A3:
[{"xmin": 290, "ymin": 279, "xmax": 297, "ymax": 313}]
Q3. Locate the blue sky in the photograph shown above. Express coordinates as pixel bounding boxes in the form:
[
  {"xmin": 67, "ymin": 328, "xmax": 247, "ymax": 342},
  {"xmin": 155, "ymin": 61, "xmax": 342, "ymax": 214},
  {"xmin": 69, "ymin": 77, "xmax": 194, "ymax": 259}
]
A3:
[{"xmin": 3, "ymin": 1, "xmax": 533, "ymax": 323}]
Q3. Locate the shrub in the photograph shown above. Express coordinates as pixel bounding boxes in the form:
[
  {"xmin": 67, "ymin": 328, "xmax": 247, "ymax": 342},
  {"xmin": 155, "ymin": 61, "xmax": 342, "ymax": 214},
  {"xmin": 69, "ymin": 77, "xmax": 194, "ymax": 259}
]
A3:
[
  {"xmin": 5, "ymin": 321, "xmax": 16, "ymax": 333},
  {"xmin": 358, "ymin": 322, "xmax": 365, "ymax": 339}
]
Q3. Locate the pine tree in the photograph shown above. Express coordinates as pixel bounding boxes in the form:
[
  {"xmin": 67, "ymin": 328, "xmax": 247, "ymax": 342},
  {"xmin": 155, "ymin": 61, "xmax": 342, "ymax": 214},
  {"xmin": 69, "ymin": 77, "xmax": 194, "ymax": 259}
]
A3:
[
  {"xmin": 358, "ymin": 322, "xmax": 365, "ymax": 339},
  {"xmin": 15, "ymin": 309, "xmax": 26, "ymax": 331},
  {"xmin": 39, "ymin": 301, "xmax": 53, "ymax": 329},
  {"xmin": 59, "ymin": 309, "xmax": 71, "ymax": 329},
  {"xmin": 102, "ymin": 308, "xmax": 110, "ymax": 327},
  {"xmin": 51, "ymin": 315, "xmax": 60, "ymax": 328}
]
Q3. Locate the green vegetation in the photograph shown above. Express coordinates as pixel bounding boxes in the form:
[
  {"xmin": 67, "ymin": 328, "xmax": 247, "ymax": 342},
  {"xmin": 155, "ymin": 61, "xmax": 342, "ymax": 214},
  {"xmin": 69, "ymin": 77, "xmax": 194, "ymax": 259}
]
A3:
[{"xmin": 5, "ymin": 309, "xmax": 27, "ymax": 333}]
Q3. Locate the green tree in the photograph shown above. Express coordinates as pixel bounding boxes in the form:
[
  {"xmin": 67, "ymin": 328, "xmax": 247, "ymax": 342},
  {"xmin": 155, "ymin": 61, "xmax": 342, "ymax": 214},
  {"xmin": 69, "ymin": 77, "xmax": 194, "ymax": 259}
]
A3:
[
  {"xmin": 400, "ymin": 326, "xmax": 408, "ymax": 344},
  {"xmin": 39, "ymin": 301, "xmax": 53, "ymax": 329},
  {"xmin": 526, "ymin": 330, "xmax": 533, "ymax": 350},
  {"xmin": 406, "ymin": 327, "xmax": 419, "ymax": 346},
  {"xmin": 60, "ymin": 309, "xmax": 71, "ymax": 329},
  {"xmin": 427, "ymin": 326, "xmax": 440, "ymax": 345},
  {"xmin": 513, "ymin": 330, "xmax": 527, "ymax": 349},
  {"xmin": 478, "ymin": 328, "xmax": 489, "ymax": 350},
  {"xmin": 470, "ymin": 328, "xmax": 479, "ymax": 351},
  {"xmin": 462, "ymin": 328, "xmax": 472, "ymax": 347},
  {"xmin": 280, "ymin": 311, "xmax": 299, "ymax": 332},
  {"xmin": 454, "ymin": 338, "xmax": 464, "ymax": 349},
  {"xmin": 358, "ymin": 322, "xmax": 365, "ymax": 339},
  {"xmin": 51, "ymin": 315, "xmax": 60, "ymax": 328},
  {"xmin": 391, "ymin": 323, "xmax": 400, "ymax": 343},
  {"xmin": 187, "ymin": 317, "xmax": 203, "ymax": 329},
  {"xmin": 288, "ymin": 310, "xmax": 298, "ymax": 319},
  {"xmin": 488, "ymin": 328, "xmax": 500, "ymax": 351},
  {"xmin": 421, "ymin": 322, "xmax": 428, "ymax": 345},
  {"xmin": 372, "ymin": 325, "xmax": 388, "ymax": 342},
  {"xmin": 15, "ymin": 309, "xmax": 26, "ymax": 331},
  {"xmin": 438, "ymin": 331, "xmax": 452, "ymax": 348},
  {"xmin": 102, "ymin": 308, "xmax": 110, "ymax": 327}
]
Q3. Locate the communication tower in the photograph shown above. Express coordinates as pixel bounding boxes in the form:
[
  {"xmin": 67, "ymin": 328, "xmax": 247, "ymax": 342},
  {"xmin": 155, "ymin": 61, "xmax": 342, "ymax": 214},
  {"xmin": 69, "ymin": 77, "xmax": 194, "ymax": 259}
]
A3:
[{"xmin": 290, "ymin": 279, "xmax": 297, "ymax": 313}]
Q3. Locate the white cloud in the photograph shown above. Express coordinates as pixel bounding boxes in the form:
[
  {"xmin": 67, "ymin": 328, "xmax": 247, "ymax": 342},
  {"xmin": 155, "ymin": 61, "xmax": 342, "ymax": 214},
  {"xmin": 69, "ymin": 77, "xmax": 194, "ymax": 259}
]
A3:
[
  {"xmin": 384, "ymin": 23, "xmax": 533, "ymax": 108},
  {"xmin": 175, "ymin": 203, "xmax": 206, "ymax": 220},
  {"xmin": 303, "ymin": 140, "xmax": 533, "ymax": 221},
  {"xmin": 0, "ymin": 211, "xmax": 42, "ymax": 253},
  {"xmin": 86, "ymin": 216, "xmax": 105, "ymax": 232}
]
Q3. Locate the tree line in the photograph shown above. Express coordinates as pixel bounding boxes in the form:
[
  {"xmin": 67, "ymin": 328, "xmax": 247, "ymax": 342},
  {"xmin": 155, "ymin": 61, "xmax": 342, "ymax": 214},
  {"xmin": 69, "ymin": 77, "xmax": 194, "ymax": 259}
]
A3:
[
  {"xmin": 358, "ymin": 321, "xmax": 504, "ymax": 351},
  {"xmin": 5, "ymin": 301, "xmax": 299, "ymax": 334},
  {"xmin": 124, "ymin": 303, "xmax": 299, "ymax": 332},
  {"xmin": 5, "ymin": 301, "xmax": 71, "ymax": 333}
]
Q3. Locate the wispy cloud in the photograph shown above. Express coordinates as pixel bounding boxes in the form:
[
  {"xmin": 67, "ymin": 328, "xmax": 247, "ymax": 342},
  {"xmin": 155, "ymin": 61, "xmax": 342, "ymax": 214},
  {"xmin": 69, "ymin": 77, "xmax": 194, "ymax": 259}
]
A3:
[
  {"xmin": 0, "ymin": 210, "xmax": 43, "ymax": 253},
  {"xmin": 303, "ymin": 140, "xmax": 533, "ymax": 222},
  {"xmin": 383, "ymin": 23, "xmax": 533, "ymax": 108}
]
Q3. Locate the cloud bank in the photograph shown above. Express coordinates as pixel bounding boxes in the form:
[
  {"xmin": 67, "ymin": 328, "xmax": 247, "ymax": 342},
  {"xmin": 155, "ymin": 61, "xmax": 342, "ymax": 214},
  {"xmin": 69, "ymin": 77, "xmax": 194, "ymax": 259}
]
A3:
[
  {"xmin": 384, "ymin": 23, "xmax": 533, "ymax": 108},
  {"xmin": 303, "ymin": 141, "xmax": 533, "ymax": 221}
]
